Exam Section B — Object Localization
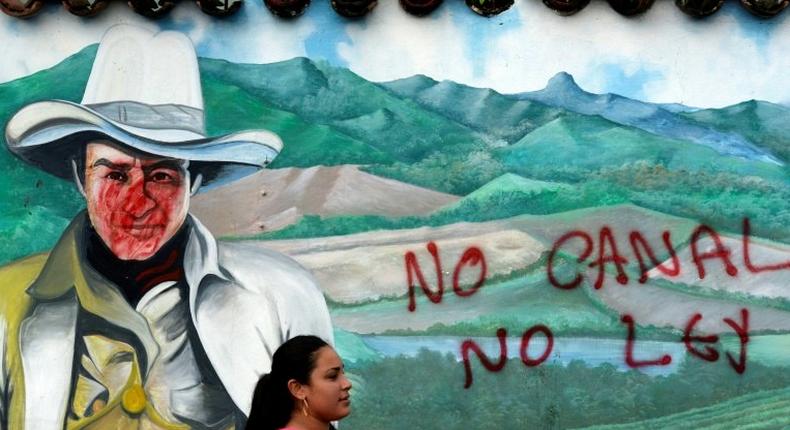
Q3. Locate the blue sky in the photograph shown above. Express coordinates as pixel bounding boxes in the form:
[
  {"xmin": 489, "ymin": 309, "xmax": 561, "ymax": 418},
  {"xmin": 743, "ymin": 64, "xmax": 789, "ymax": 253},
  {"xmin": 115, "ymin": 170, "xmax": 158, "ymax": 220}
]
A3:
[{"xmin": 1, "ymin": 0, "xmax": 789, "ymax": 108}]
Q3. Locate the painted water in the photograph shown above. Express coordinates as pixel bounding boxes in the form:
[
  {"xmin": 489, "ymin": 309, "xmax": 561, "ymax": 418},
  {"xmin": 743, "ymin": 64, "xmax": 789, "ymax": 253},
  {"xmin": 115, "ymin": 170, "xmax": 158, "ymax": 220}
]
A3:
[{"xmin": 362, "ymin": 335, "xmax": 688, "ymax": 377}]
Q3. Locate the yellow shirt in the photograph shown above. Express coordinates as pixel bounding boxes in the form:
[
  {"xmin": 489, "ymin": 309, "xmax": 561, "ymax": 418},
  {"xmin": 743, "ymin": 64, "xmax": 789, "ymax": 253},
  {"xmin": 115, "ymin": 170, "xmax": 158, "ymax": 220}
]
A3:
[{"xmin": 66, "ymin": 281, "xmax": 236, "ymax": 430}]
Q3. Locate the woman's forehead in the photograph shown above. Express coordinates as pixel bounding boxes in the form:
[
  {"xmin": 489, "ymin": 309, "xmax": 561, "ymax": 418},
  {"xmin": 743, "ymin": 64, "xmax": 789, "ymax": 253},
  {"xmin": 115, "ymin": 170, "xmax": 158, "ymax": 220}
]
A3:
[{"xmin": 314, "ymin": 347, "xmax": 342, "ymax": 369}]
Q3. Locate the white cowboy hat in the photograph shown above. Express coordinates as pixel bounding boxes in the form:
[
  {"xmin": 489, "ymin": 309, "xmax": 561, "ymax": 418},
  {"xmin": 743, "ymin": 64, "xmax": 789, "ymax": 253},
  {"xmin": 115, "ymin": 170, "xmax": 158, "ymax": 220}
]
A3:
[{"xmin": 4, "ymin": 24, "xmax": 282, "ymax": 191}]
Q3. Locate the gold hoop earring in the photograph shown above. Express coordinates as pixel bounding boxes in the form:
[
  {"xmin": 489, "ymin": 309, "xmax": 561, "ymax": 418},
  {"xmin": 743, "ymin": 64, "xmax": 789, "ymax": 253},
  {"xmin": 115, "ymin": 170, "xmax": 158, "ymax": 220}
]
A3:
[{"xmin": 302, "ymin": 398, "xmax": 309, "ymax": 417}]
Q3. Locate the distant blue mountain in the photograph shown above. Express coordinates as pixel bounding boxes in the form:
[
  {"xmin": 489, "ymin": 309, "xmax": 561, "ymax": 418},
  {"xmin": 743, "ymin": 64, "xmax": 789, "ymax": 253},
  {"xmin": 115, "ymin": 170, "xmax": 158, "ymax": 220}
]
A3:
[
  {"xmin": 657, "ymin": 102, "xmax": 700, "ymax": 114},
  {"xmin": 517, "ymin": 72, "xmax": 782, "ymax": 165},
  {"xmin": 382, "ymin": 74, "xmax": 566, "ymax": 144},
  {"xmin": 681, "ymin": 100, "xmax": 790, "ymax": 164}
]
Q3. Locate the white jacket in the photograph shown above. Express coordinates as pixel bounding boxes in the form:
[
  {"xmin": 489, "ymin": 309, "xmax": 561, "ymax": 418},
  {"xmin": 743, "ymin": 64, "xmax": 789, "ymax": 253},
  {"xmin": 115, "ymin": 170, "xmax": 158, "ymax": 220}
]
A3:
[{"xmin": 0, "ymin": 212, "xmax": 333, "ymax": 429}]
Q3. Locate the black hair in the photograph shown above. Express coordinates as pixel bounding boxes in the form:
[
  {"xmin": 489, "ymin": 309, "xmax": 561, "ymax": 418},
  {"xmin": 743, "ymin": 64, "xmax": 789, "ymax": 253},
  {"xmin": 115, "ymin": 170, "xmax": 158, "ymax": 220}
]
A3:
[{"xmin": 245, "ymin": 335, "xmax": 330, "ymax": 430}]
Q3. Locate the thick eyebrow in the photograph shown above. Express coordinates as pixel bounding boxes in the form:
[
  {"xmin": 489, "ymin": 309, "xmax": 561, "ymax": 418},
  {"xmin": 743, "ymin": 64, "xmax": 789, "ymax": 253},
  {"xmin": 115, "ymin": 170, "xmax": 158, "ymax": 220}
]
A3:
[{"xmin": 91, "ymin": 158, "xmax": 132, "ymax": 171}]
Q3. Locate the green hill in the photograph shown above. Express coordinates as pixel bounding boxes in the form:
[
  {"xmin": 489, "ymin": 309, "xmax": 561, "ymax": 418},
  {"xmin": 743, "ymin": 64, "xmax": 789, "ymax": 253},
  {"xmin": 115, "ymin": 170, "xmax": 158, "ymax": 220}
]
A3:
[
  {"xmin": 201, "ymin": 75, "xmax": 393, "ymax": 168},
  {"xmin": 435, "ymin": 173, "xmax": 577, "ymax": 220},
  {"xmin": 500, "ymin": 115, "xmax": 787, "ymax": 183},
  {"xmin": 451, "ymin": 172, "xmax": 572, "ymax": 201},
  {"xmin": 333, "ymin": 328, "xmax": 381, "ymax": 365},
  {"xmin": 0, "ymin": 47, "xmax": 96, "ymax": 265}
]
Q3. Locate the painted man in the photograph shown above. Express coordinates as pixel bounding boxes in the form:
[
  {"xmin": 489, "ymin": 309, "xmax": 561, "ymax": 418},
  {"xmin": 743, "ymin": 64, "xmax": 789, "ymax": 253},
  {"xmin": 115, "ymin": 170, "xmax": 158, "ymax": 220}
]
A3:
[{"xmin": 0, "ymin": 25, "xmax": 332, "ymax": 429}]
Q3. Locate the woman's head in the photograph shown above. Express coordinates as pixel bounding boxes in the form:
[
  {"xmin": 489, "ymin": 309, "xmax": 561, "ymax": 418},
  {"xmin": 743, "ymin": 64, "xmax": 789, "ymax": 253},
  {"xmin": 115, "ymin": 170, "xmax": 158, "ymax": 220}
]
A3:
[{"xmin": 247, "ymin": 335, "xmax": 352, "ymax": 430}]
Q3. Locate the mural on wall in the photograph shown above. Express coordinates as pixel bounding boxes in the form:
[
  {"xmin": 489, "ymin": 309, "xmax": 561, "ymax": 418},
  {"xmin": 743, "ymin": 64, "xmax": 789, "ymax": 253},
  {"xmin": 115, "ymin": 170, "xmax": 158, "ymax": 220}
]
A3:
[
  {"xmin": 1, "ymin": 1, "xmax": 789, "ymax": 429},
  {"xmin": 1, "ymin": 24, "xmax": 334, "ymax": 429}
]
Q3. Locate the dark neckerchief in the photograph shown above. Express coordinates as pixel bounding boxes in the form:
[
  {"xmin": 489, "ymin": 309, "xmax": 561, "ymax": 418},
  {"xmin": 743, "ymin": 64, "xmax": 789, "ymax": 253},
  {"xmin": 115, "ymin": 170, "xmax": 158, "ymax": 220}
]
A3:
[{"xmin": 85, "ymin": 221, "xmax": 189, "ymax": 307}]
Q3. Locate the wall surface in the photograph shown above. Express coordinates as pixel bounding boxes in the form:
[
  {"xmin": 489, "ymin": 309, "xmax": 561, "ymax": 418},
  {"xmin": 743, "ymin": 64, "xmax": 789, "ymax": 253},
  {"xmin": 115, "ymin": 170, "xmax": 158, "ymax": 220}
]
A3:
[{"xmin": 1, "ymin": 1, "xmax": 789, "ymax": 429}]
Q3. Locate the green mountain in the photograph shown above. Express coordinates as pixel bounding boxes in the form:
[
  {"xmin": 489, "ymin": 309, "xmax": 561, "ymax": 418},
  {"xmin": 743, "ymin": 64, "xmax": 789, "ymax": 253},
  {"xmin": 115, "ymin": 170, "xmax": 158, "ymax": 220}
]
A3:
[
  {"xmin": 199, "ymin": 57, "xmax": 489, "ymax": 163},
  {"xmin": 682, "ymin": 99, "xmax": 790, "ymax": 164},
  {"xmin": 493, "ymin": 115, "xmax": 789, "ymax": 241},
  {"xmin": 201, "ymin": 74, "xmax": 393, "ymax": 168},
  {"xmin": 1, "ymin": 44, "xmax": 789, "ymax": 264},
  {"xmin": 382, "ymin": 75, "xmax": 565, "ymax": 143},
  {"xmin": 500, "ymin": 114, "xmax": 787, "ymax": 183}
]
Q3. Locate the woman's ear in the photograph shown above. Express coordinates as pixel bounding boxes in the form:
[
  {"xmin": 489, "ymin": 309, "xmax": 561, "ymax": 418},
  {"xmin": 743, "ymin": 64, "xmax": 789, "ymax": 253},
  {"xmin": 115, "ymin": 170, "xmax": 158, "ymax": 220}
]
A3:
[{"xmin": 287, "ymin": 379, "xmax": 307, "ymax": 400}]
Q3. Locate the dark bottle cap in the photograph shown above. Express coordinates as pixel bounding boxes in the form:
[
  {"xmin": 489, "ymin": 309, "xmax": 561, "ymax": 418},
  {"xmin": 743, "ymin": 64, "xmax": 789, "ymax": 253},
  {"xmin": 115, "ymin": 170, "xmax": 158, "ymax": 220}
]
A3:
[
  {"xmin": 466, "ymin": 0, "xmax": 514, "ymax": 17},
  {"xmin": 128, "ymin": 0, "xmax": 177, "ymax": 17},
  {"xmin": 331, "ymin": 0, "xmax": 377, "ymax": 18},
  {"xmin": 63, "ymin": 0, "xmax": 109, "ymax": 16},
  {"xmin": 675, "ymin": 0, "xmax": 725, "ymax": 17},
  {"xmin": 542, "ymin": 0, "xmax": 591, "ymax": 16},
  {"xmin": 607, "ymin": 0, "xmax": 654, "ymax": 16},
  {"xmin": 264, "ymin": 0, "xmax": 310, "ymax": 18},
  {"xmin": 0, "ymin": 0, "xmax": 43, "ymax": 17},
  {"xmin": 197, "ymin": 0, "xmax": 242, "ymax": 16},
  {"xmin": 740, "ymin": 0, "xmax": 789, "ymax": 17},
  {"xmin": 400, "ymin": 0, "xmax": 442, "ymax": 16}
]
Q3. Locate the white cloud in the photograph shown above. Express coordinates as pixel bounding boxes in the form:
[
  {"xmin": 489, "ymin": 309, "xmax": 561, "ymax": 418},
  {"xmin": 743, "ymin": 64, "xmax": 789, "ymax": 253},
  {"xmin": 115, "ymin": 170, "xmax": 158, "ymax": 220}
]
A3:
[
  {"xmin": 0, "ymin": 4, "xmax": 154, "ymax": 83},
  {"xmin": 473, "ymin": 1, "xmax": 787, "ymax": 107},
  {"xmin": 1, "ymin": 1, "xmax": 789, "ymax": 108},
  {"xmin": 0, "ymin": 2, "xmax": 315, "ymax": 84},
  {"xmin": 177, "ymin": 4, "xmax": 316, "ymax": 64},
  {"xmin": 335, "ymin": 1, "xmax": 790, "ymax": 108},
  {"xmin": 337, "ymin": 0, "xmax": 474, "ymax": 85}
]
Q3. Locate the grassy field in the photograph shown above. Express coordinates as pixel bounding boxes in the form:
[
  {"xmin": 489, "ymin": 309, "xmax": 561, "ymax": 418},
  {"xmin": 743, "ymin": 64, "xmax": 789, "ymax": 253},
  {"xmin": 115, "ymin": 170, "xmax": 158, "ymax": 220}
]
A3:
[
  {"xmin": 578, "ymin": 386, "xmax": 790, "ymax": 430},
  {"xmin": 328, "ymin": 258, "xmax": 627, "ymax": 336},
  {"xmin": 340, "ymin": 349, "xmax": 790, "ymax": 430}
]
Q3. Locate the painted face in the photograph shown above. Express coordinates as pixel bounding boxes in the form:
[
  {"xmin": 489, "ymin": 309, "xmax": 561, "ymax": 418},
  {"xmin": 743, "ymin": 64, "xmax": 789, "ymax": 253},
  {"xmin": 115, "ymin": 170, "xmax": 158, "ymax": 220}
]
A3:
[
  {"xmin": 84, "ymin": 142, "xmax": 190, "ymax": 261},
  {"xmin": 303, "ymin": 346, "xmax": 352, "ymax": 423}
]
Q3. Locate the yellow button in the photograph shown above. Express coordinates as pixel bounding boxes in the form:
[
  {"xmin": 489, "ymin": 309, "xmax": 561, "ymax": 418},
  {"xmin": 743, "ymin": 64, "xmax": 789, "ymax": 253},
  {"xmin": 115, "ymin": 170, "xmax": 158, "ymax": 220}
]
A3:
[{"xmin": 121, "ymin": 384, "xmax": 147, "ymax": 415}]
